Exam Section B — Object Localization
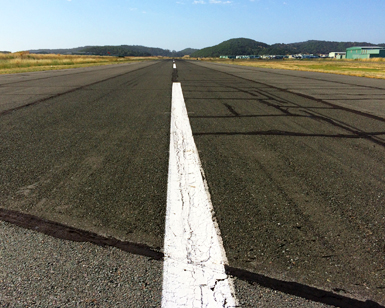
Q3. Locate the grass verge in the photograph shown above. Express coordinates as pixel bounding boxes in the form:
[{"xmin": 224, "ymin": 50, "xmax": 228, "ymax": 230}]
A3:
[
  {"xmin": 201, "ymin": 58, "xmax": 385, "ymax": 79},
  {"xmin": 0, "ymin": 52, "xmax": 157, "ymax": 74}
]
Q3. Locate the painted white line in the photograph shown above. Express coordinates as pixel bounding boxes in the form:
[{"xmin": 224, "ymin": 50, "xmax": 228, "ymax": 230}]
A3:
[
  {"xmin": 173, "ymin": 63, "xmax": 177, "ymax": 69},
  {"xmin": 162, "ymin": 83, "xmax": 237, "ymax": 307}
]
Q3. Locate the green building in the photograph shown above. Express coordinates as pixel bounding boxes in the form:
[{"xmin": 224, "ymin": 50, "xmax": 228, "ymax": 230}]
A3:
[{"xmin": 346, "ymin": 46, "xmax": 385, "ymax": 59}]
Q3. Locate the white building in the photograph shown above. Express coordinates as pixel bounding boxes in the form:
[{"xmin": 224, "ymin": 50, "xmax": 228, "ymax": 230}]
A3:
[{"xmin": 329, "ymin": 52, "xmax": 346, "ymax": 59}]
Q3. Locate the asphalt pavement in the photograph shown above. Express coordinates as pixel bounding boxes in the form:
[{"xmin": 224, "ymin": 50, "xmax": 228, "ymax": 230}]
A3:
[{"xmin": 1, "ymin": 59, "xmax": 384, "ymax": 307}]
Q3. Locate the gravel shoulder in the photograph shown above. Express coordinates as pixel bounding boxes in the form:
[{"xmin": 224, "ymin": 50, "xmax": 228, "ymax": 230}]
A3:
[{"xmin": 0, "ymin": 221, "xmax": 163, "ymax": 307}]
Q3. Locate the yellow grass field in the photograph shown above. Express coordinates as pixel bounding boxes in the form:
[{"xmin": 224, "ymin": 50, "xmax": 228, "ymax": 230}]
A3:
[
  {"xmin": 0, "ymin": 52, "xmax": 156, "ymax": 74},
  {"xmin": 205, "ymin": 57, "xmax": 385, "ymax": 80}
]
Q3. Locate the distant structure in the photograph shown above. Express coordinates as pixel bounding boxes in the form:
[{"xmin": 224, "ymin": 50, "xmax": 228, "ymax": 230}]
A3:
[
  {"xmin": 346, "ymin": 46, "xmax": 385, "ymax": 59},
  {"xmin": 220, "ymin": 55, "xmax": 235, "ymax": 59},
  {"xmin": 329, "ymin": 52, "xmax": 346, "ymax": 59},
  {"xmin": 235, "ymin": 55, "xmax": 258, "ymax": 59}
]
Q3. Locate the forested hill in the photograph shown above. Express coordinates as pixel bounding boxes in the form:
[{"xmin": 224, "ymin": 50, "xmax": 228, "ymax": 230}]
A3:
[
  {"xmin": 25, "ymin": 39, "xmax": 385, "ymax": 57},
  {"xmin": 191, "ymin": 38, "xmax": 385, "ymax": 57},
  {"xmin": 192, "ymin": 38, "xmax": 269, "ymax": 57},
  {"xmin": 28, "ymin": 45, "xmax": 199, "ymax": 57},
  {"xmin": 80, "ymin": 46, "xmax": 152, "ymax": 57},
  {"xmin": 269, "ymin": 40, "xmax": 385, "ymax": 55}
]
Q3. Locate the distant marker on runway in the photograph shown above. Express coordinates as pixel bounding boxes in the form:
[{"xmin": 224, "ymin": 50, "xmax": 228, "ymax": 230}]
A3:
[
  {"xmin": 162, "ymin": 83, "xmax": 237, "ymax": 307},
  {"xmin": 173, "ymin": 63, "xmax": 176, "ymax": 69}
]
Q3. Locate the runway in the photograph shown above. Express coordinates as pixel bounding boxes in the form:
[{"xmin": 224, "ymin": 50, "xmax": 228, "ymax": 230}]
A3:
[{"xmin": 1, "ymin": 59, "xmax": 384, "ymax": 307}]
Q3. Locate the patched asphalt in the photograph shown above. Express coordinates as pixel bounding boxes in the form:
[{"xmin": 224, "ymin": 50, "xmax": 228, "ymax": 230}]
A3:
[{"xmin": 178, "ymin": 60, "xmax": 385, "ymax": 306}]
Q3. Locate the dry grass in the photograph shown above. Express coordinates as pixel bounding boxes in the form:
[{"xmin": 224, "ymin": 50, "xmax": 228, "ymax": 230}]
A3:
[
  {"xmin": 203, "ymin": 57, "xmax": 385, "ymax": 79},
  {"xmin": 0, "ymin": 52, "xmax": 155, "ymax": 74}
]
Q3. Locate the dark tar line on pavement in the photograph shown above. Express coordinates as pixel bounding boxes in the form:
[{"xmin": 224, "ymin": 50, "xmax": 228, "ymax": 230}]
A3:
[{"xmin": 1, "ymin": 207, "xmax": 383, "ymax": 308}]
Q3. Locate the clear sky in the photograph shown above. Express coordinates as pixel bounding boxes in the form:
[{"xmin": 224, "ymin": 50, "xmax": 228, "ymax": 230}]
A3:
[{"xmin": 1, "ymin": 0, "xmax": 385, "ymax": 52}]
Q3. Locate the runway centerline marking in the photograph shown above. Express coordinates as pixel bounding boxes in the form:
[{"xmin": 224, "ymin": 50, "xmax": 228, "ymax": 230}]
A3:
[{"xmin": 161, "ymin": 82, "xmax": 237, "ymax": 307}]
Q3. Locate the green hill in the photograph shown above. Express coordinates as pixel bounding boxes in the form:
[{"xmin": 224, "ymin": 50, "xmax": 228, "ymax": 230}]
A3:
[
  {"xmin": 28, "ymin": 45, "xmax": 199, "ymax": 57},
  {"xmin": 191, "ymin": 38, "xmax": 269, "ymax": 57},
  {"xmin": 277, "ymin": 40, "xmax": 382, "ymax": 55},
  {"xmin": 79, "ymin": 46, "xmax": 150, "ymax": 57},
  {"xmin": 191, "ymin": 38, "xmax": 385, "ymax": 57},
  {"xmin": 178, "ymin": 48, "xmax": 199, "ymax": 56},
  {"xmin": 26, "ymin": 40, "xmax": 385, "ymax": 58}
]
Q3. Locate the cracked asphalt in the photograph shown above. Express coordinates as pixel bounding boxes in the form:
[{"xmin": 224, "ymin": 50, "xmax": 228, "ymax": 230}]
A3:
[{"xmin": 1, "ymin": 60, "xmax": 384, "ymax": 307}]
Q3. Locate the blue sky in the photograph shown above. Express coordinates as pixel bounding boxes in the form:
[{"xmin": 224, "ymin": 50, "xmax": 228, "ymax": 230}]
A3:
[{"xmin": 1, "ymin": 0, "xmax": 385, "ymax": 52}]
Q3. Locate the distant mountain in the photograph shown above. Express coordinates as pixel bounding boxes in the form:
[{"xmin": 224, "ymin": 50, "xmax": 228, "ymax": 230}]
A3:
[
  {"xmin": 191, "ymin": 38, "xmax": 269, "ymax": 57},
  {"xmin": 80, "ymin": 46, "xmax": 151, "ymax": 57},
  {"xmin": 28, "ymin": 45, "xmax": 199, "ymax": 57},
  {"xmin": 273, "ymin": 40, "xmax": 383, "ymax": 55},
  {"xmin": 191, "ymin": 38, "xmax": 385, "ymax": 57},
  {"xmin": 28, "ymin": 47, "xmax": 85, "ymax": 54},
  {"xmin": 178, "ymin": 48, "xmax": 199, "ymax": 56},
  {"xmin": 25, "ymin": 40, "xmax": 385, "ymax": 58}
]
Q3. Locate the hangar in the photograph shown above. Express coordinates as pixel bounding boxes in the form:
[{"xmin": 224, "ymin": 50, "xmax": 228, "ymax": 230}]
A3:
[{"xmin": 346, "ymin": 46, "xmax": 385, "ymax": 59}]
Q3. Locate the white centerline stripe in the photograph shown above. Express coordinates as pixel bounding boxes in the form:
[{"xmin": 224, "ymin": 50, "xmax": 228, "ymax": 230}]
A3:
[
  {"xmin": 162, "ymin": 83, "xmax": 237, "ymax": 307},
  {"xmin": 173, "ymin": 63, "xmax": 177, "ymax": 69}
]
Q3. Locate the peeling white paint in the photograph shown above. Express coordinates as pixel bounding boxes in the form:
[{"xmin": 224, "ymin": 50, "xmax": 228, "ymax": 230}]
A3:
[{"xmin": 162, "ymin": 83, "xmax": 237, "ymax": 307}]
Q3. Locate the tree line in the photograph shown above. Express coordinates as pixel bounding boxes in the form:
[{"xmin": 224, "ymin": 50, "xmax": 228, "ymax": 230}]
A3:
[{"xmin": 191, "ymin": 38, "xmax": 385, "ymax": 57}]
